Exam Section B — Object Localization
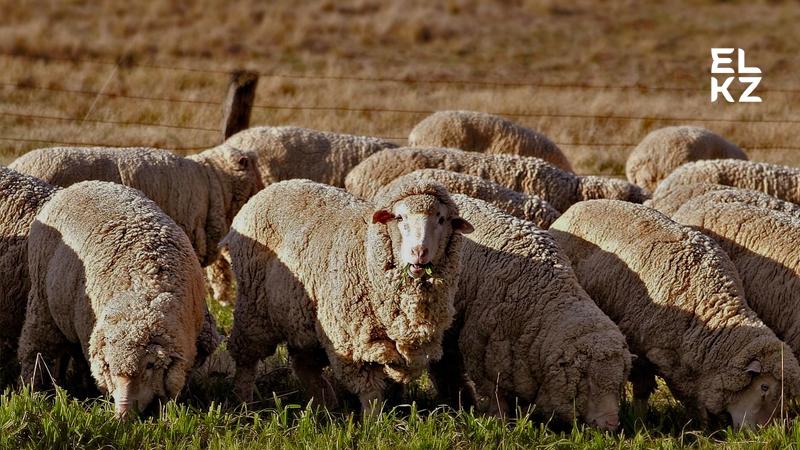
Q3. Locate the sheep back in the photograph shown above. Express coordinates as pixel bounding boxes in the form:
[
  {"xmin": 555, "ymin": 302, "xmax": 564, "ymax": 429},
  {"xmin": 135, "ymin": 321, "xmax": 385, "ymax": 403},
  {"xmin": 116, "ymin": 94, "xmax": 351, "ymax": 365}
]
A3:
[
  {"xmin": 657, "ymin": 159, "xmax": 800, "ymax": 204},
  {"xmin": 408, "ymin": 110, "xmax": 573, "ymax": 172},
  {"xmin": 549, "ymin": 199, "xmax": 800, "ymax": 420},
  {"xmin": 625, "ymin": 126, "xmax": 747, "ymax": 191},
  {"xmin": 224, "ymin": 126, "xmax": 398, "ymax": 187}
]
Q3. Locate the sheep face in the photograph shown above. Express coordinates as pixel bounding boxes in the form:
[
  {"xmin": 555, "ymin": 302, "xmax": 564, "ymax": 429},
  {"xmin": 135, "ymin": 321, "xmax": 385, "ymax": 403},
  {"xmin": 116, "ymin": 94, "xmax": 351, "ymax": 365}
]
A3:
[
  {"xmin": 110, "ymin": 345, "xmax": 175, "ymax": 419},
  {"xmin": 372, "ymin": 194, "xmax": 473, "ymax": 279},
  {"xmin": 219, "ymin": 147, "xmax": 265, "ymax": 222},
  {"xmin": 725, "ymin": 361, "xmax": 782, "ymax": 429}
]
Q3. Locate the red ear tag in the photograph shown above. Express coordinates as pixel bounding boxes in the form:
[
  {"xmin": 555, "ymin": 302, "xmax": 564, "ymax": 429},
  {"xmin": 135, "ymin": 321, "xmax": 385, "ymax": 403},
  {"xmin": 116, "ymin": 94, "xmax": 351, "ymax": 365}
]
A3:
[{"xmin": 372, "ymin": 210, "xmax": 395, "ymax": 224}]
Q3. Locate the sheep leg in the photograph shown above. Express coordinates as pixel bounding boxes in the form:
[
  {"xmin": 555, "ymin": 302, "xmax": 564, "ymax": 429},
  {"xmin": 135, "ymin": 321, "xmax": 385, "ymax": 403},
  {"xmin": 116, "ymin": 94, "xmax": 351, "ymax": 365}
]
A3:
[
  {"xmin": 630, "ymin": 368, "xmax": 657, "ymax": 422},
  {"xmin": 288, "ymin": 346, "xmax": 338, "ymax": 410},
  {"xmin": 233, "ymin": 362, "xmax": 258, "ymax": 405},
  {"xmin": 487, "ymin": 388, "xmax": 511, "ymax": 419},
  {"xmin": 17, "ymin": 316, "xmax": 69, "ymax": 392},
  {"xmin": 428, "ymin": 329, "xmax": 477, "ymax": 410}
]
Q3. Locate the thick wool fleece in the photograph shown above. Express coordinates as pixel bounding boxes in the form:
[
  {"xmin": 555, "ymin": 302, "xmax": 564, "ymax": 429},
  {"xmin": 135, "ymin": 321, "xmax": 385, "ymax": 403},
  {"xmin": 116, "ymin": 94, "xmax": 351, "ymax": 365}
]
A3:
[
  {"xmin": 429, "ymin": 195, "xmax": 631, "ymax": 424},
  {"xmin": 408, "ymin": 110, "xmax": 573, "ymax": 173},
  {"xmin": 673, "ymin": 197, "xmax": 800, "ymax": 362},
  {"xmin": 0, "ymin": 167, "xmax": 57, "ymax": 383},
  {"xmin": 657, "ymin": 159, "xmax": 800, "ymax": 205},
  {"xmin": 9, "ymin": 145, "xmax": 263, "ymax": 267},
  {"xmin": 223, "ymin": 126, "xmax": 398, "ymax": 187},
  {"xmin": 227, "ymin": 179, "xmax": 464, "ymax": 407},
  {"xmin": 549, "ymin": 200, "xmax": 800, "ymax": 420},
  {"xmin": 376, "ymin": 169, "xmax": 560, "ymax": 228},
  {"xmin": 18, "ymin": 181, "xmax": 205, "ymax": 399},
  {"xmin": 625, "ymin": 126, "xmax": 747, "ymax": 191},
  {"xmin": 646, "ymin": 183, "xmax": 736, "ymax": 216},
  {"xmin": 345, "ymin": 147, "xmax": 650, "ymax": 212}
]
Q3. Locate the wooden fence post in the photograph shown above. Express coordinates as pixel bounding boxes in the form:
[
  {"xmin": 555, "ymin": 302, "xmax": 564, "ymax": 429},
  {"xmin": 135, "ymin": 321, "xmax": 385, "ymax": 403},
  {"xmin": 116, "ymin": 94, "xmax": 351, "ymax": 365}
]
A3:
[{"xmin": 221, "ymin": 69, "xmax": 259, "ymax": 142}]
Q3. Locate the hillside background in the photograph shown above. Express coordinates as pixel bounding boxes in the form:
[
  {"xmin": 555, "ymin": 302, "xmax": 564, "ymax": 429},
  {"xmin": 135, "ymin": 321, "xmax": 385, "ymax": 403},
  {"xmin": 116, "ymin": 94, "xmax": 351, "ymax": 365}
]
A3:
[{"xmin": 1, "ymin": 0, "xmax": 798, "ymax": 174}]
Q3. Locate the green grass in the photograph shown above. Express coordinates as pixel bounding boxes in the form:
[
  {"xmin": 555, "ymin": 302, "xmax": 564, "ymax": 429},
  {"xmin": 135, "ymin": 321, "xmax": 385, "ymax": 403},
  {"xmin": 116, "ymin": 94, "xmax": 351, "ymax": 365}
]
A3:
[{"xmin": 5, "ymin": 297, "xmax": 800, "ymax": 449}]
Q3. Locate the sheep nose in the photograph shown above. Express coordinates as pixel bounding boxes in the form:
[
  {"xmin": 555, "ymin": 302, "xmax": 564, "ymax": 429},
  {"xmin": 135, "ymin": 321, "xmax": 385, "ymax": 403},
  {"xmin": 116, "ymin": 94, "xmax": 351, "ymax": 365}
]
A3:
[
  {"xmin": 411, "ymin": 246, "xmax": 429, "ymax": 264},
  {"xmin": 605, "ymin": 418, "xmax": 619, "ymax": 431}
]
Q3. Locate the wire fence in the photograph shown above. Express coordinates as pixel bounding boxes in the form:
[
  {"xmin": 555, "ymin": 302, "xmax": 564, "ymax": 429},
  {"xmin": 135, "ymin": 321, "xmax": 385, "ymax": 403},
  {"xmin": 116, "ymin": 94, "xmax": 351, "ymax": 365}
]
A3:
[{"xmin": 3, "ymin": 51, "xmax": 800, "ymax": 153}]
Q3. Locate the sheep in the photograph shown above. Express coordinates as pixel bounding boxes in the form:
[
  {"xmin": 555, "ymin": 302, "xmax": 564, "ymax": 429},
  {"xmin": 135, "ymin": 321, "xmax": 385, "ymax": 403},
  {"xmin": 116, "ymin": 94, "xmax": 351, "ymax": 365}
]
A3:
[
  {"xmin": 224, "ymin": 126, "xmax": 399, "ymax": 187},
  {"xmin": 9, "ymin": 145, "xmax": 264, "ymax": 268},
  {"xmin": 344, "ymin": 147, "xmax": 650, "ymax": 212},
  {"xmin": 377, "ymin": 169, "xmax": 560, "ymax": 228},
  {"xmin": 625, "ymin": 126, "xmax": 747, "ymax": 191},
  {"xmin": 549, "ymin": 199, "xmax": 800, "ymax": 429},
  {"xmin": 656, "ymin": 159, "xmax": 800, "ymax": 205},
  {"xmin": 672, "ymin": 196, "xmax": 800, "ymax": 366},
  {"xmin": 651, "ymin": 184, "xmax": 800, "ymax": 218},
  {"xmin": 18, "ymin": 181, "xmax": 206, "ymax": 418},
  {"xmin": 226, "ymin": 178, "xmax": 473, "ymax": 415},
  {"xmin": 427, "ymin": 194, "xmax": 632, "ymax": 430},
  {"xmin": 0, "ymin": 167, "xmax": 57, "ymax": 387},
  {"xmin": 408, "ymin": 110, "xmax": 573, "ymax": 173}
]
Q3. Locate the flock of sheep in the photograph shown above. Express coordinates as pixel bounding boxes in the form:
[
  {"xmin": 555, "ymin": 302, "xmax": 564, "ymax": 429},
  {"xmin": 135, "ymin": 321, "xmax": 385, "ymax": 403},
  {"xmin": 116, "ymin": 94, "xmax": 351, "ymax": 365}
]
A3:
[{"xmin": 2, "ymin": 109, "xmax": 800, "ymax": 432}]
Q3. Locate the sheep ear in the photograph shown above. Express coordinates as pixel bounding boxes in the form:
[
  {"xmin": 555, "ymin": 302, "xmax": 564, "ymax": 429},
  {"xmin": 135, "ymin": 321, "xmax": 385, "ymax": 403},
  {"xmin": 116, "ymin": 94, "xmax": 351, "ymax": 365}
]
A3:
[
  {"xmin": 372, "ymin": 210, "xmax": 395, "ymax": 224},
  {"xmin": 237, "ymin": 155, "xmax": 249, "ymax": 169},
  {"xmin": 746, "ymin": 360, "xmax": 762, "ymax": 375},
  {"xmin": 170, "ymin": 352, "xmax": 188, "ymax": 364},
  {"xmin": 451, "ymin": 217, "xmax": 474, "ymax": 235}
]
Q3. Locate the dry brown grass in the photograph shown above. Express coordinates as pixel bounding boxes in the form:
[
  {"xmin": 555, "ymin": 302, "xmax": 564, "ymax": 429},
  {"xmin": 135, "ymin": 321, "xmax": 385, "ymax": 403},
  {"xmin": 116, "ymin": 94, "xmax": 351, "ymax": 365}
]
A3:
[{"xmin": 2, "ymin": 0, "xmax": 799, "ymax": 174}]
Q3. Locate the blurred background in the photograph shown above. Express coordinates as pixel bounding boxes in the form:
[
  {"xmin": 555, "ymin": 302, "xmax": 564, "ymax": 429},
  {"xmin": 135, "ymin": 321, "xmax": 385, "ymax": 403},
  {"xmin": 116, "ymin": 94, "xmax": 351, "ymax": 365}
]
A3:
[{"xmin": 1, "ymin": 0, "xmax": 798, "ymax": 174}]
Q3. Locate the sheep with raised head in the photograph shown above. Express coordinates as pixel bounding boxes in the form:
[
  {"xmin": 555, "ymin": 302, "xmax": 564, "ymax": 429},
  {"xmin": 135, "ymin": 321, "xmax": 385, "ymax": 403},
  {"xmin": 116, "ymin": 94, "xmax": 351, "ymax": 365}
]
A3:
[
  {"xmin": 408, "ymin": 110, "xmax": 573, "ymax": 172},
  {"xmin": 656, "ymin": 159, "xmax": 800, "ymax": 205},
  {"xmin": 625, "ymin": 126, "xmax": 747, "ymax": 191},
  {"xmin": 18, "ymin": 181, "xmax": 206, "ymax": 418},
  {"xmin": 378, "ymin": 169, "xmax": 560, "ymax": 228},
  {"xmin": 224, "ymin": 126, "xmax": 399, "ymax": 187},
  {"xmin": 549, "ymin": 199, "xmax": 800, "ymax": 429},
  {"xmin": 428, "ymin": 194, "xmax": 631, "ymax": 430},
  {"xmin": 673, "ymin": 196, "xmax": 800, "ymax": 365},
  {"xmin": 0, "ymin": 167, "xmax": 57, "ymax": 387},
  {"xmin": 226, "ymin": 178, "xmax": 473, "ymax": 414},
  {"xmin": 345, "ymin": 147, "xmax": 649, "ymax": 212}
]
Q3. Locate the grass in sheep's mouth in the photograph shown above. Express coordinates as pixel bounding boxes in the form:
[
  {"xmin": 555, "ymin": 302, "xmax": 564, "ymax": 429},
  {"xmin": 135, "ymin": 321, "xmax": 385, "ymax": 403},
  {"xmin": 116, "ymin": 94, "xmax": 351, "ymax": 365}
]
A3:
[{"xmin": 395, "ymin": 262, "xmax": 441, "ymax": 293}]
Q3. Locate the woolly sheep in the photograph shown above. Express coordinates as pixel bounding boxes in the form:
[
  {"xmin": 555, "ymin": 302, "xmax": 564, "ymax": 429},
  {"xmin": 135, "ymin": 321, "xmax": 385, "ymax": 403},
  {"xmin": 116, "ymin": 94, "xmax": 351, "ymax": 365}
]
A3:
[
  {"xmin": 549, "ymin": 199, "xmax": 800, "ymax": 428},
  {"xmin": 656, "ymin": 159, "xmax": 800, "ymax": 205},
  {"xmin": 18, "ymin": 181, "xmax": 206, "ymax": 418},
  {"xmin": 226, "ymin": 178, "xmax": 473, "ymax": 414},
  {"xmin": 224, "ymin": 126, "xmax": 399, "ymax": 187},
  {"xmin": 427, "ymin": 194, "xmax": 632, "ymax": 430},
  {"xmin": 344, "ymin": 147, "xmax": 650, "ymax": 212},
  {"xmin": 408, "ymin": 110, "xmax": 573, "ymax": 173},
  {"xmin": 377, "ymin": 169, "xmax": 560, "ymax": 228},
  {"xmin": 673, "ymin": 196, "xmax": 800, "ymax": 365},
  {"xmin": 9, "ymin": 145, "xmax": 264, "ymax": 268},
  {"xmin": 651, "ymin": 184, "xmax": 800, "ymax": 218},
  {"xmin": 625, "ymin": 126, "xmax": 747, "ymax": 191},
  {"xmin": 0, "ymin": 167, "xmax": 57, "ymax": 387}
]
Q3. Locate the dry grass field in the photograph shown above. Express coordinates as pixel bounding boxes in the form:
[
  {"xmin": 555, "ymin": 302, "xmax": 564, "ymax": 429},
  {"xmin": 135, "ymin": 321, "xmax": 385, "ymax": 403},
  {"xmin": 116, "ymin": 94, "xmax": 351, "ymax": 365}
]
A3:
[{"xmin": 2, "ymin": 0, "xmax": 799, "ymax": 173}]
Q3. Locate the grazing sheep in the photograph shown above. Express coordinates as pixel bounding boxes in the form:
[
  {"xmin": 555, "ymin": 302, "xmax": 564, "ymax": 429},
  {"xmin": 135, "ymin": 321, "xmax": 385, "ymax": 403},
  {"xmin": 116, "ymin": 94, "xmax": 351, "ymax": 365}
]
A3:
[
  {"xmin": 673, "ymin": 196, "xmax": 800, "ymax": 364},
  {"xmin": 654, "ymin": 185, "xmax": 800, "ymax": 218},
  {"xmin": 408, "ymin": 110, "xmax": 573, "ymax": 173},
  {"xmin": 549, "ymin": 200, "xmax": 800, "ymax": 429},
  {"xmin": 0, "ymin": 167, "xmax": 57, "ymax": 387},
  {"xmin": 226, "ymin": 179, "xmax": 473, "ymax": 414},
  {"xmin": 224, "ymin": 126, "xmax": 398, "ymax": 187},
  {"xmin": 9, "ymin": 145, "xmax": 264, "ymax": 268},
  {"xmin": 345, "ymin": 147, "xmax": 649, "ymax": 212},
  {"xmin": 377, "ymin": 169, "xmax": 560, "ymax": 228},
  {"xmin": 625, "ymin": 126, "xmax": 747, "ymax": 191},
  {"xmin": 18, "ymin": 181, "xmax": 206, "ymax": 418},
  {"xmin": 428, "ymin": 195, "xmax": 632, "ymax": 430},
  {"xmin": 656, "ymin": 159, "xmax": 800, "ymax": 205}
]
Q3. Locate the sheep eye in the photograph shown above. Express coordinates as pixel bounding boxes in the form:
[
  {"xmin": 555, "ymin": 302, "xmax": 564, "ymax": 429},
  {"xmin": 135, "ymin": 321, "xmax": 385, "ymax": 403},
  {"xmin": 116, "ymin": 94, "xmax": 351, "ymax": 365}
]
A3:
[
  {"xmin": 146, "ymin": 362, "xmax": 155, "ymax": 370},
  {"xmin": 761, "ymin": 383, "xmax": 769, "ymax": 392},
  {"xmin": 438, "ymin": 217, "xmax": 445, "ymax": 225},
  {"xmin": 396, "ymin": 216, "xmax": 403, "ymax": 223}
]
